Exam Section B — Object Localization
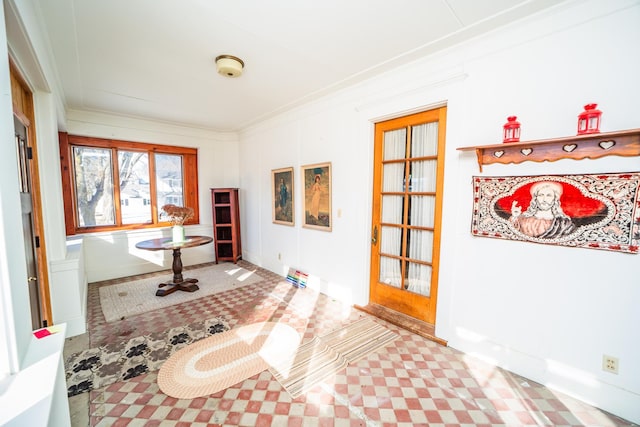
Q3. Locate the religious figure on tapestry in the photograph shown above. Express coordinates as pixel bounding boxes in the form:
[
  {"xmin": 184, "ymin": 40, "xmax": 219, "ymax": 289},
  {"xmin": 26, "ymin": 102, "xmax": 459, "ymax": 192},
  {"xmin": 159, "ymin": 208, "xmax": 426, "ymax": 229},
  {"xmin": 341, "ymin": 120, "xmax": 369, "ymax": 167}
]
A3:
[
  {"xmin": 507, "ymin": 181, "xmax": 576, "ymax": 239},
  {"xmin": 471, "ymin": 173, "xmax": 640, "ymax": 254}
]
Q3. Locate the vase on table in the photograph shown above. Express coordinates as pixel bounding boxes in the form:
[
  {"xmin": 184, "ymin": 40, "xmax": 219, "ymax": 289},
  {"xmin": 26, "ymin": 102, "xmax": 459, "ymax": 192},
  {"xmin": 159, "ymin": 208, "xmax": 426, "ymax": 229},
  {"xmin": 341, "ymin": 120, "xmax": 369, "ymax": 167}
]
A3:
[{"xmin": 172, "ymin": 225, "xmax": 185, "ymax": 243}]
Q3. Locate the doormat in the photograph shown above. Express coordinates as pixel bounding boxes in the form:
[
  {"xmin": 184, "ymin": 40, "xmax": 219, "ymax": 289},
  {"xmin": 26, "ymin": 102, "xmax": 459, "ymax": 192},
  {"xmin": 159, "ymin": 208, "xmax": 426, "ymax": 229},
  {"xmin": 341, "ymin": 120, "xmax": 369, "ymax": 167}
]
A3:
[
  {"xmin": 269, "ymin": 317, "xmax": 398, "ymax": 398},
  {"xmin": 471, "ymin": 172, "xmax": 640, "ymax": 253}
]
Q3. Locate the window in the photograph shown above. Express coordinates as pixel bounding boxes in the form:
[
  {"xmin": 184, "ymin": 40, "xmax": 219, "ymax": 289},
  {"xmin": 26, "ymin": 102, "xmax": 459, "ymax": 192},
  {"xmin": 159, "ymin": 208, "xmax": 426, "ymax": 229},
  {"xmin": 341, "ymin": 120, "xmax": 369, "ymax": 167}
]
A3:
[{"xmin": 59, "ymin": 134, "xmax": 199, "ymax": 235}]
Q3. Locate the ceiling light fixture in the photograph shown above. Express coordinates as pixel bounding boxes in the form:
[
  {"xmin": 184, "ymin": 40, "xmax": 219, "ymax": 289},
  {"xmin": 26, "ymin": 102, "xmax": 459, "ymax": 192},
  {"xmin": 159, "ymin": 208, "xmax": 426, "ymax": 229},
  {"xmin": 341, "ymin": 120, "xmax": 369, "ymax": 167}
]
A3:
[{"xmin": 215, "ymin": 55, "xmax": 244, "ymax": 78}]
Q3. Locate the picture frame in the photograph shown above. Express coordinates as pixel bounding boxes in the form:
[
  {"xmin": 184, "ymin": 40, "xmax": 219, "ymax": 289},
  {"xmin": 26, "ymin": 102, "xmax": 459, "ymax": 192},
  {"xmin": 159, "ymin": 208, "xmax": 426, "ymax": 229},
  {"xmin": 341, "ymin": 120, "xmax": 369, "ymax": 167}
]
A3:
[
  {"xmin": 301, "ymin": 162, "xmax": 332, "ymax": 231},
  {"xmin": 271, "ymin": 167, "xmax": 294, "ymax": 226}
]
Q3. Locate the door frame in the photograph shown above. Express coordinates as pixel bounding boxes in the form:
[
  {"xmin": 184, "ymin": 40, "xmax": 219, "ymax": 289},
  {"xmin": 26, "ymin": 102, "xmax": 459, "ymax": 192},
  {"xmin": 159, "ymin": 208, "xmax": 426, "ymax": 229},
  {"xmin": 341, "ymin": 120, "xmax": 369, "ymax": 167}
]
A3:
[
  {"xmin": 10, "ymin": 58, "xmax": 52, "ymax": 328},
  {"xmin": 368, "ymin": 106, "xmax": 447, "ymax": 325}
]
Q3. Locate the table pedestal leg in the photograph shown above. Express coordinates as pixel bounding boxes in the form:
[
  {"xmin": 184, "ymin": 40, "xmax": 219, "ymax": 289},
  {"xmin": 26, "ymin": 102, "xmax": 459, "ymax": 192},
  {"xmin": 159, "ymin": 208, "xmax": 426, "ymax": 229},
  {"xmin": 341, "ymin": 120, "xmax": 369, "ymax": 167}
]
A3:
[
  {"xmin": 172, "ymin": 247, "xmax": 184, "ymax": 283},
  {"xmin": 156, "ymin": 247, "xmax": 200, "ymax": 297}
]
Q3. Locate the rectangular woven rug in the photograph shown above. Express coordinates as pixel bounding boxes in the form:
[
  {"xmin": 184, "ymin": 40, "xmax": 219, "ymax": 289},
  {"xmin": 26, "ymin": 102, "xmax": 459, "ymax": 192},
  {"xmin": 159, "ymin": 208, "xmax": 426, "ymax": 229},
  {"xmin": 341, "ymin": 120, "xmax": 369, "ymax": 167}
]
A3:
[
  {"xmin": 99, "ymin": 264, "xmax": 262, "ymax": 322},
  {"xmin": 269, "ymin": 317, "xmax": 398, "ymax": 398}
]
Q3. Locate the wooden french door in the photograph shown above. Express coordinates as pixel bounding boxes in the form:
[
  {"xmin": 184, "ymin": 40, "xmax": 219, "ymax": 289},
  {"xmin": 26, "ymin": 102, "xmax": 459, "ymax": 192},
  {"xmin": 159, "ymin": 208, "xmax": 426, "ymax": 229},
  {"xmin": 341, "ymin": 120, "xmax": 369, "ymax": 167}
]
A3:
[{"xmin": 369, "ymin": 107, "xmax": 446, "ymax": 325}]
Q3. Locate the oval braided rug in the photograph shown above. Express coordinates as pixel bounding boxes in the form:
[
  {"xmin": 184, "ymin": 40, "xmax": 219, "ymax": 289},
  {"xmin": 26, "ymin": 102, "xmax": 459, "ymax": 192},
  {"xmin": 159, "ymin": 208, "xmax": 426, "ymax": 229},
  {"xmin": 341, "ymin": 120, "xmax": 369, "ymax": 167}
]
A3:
[{"xmin": 157, "ymin": 322, "xmax": 300, "ymax": 399}]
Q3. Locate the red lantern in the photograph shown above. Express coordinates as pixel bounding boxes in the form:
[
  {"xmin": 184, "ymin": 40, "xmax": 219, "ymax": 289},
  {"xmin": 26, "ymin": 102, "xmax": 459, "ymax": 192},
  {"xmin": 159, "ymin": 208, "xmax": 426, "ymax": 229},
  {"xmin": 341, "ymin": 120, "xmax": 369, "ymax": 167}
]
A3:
[
  {"xmin": 503, "ymin": 116, "xmax": 521, "ymax": 143},
  {"xmin": 577, "ymin": 103, "xmax": 602, "ymax": 135}
]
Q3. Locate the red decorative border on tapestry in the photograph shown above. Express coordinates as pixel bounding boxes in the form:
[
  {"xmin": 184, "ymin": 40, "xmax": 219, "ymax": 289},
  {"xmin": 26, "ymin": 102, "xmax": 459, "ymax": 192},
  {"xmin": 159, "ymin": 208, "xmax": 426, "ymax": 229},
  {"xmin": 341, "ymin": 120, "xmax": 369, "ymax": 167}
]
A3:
[{"xmin": 471, "ymin": 172, "xmax": 640, "ymax": 254}]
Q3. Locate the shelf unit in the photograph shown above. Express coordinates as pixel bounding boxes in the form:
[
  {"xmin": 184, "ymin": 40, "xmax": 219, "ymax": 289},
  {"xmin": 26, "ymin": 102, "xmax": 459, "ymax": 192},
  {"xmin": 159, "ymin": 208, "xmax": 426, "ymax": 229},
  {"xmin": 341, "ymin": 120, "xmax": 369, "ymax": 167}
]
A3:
[
  {"xmin": 457, "ymin": 128, "xmax": 640, "ymax": 171},
  {"xmin": 211, "ymin": 188, "xmax": 242, "ymax": 263}
]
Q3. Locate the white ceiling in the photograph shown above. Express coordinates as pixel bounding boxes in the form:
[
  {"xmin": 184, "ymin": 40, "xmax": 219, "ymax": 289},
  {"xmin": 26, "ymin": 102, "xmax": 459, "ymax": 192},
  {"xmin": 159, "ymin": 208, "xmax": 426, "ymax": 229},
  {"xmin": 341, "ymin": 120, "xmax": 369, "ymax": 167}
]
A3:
[{"xmin": 35, "ymin": 0, "xmax": 563, "ymax": 132}]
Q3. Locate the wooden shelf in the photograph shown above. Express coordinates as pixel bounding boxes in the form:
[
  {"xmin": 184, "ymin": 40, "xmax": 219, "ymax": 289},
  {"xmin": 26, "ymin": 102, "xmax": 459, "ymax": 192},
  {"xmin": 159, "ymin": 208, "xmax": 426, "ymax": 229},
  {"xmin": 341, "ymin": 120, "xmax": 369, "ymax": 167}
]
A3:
[
  {"xmin": 457, "ymin": 128, "xmax": 640, "ymax": 171},
  {"xmin": 211, "ymin": 188, "xmax": 242, "ymax": 263}
]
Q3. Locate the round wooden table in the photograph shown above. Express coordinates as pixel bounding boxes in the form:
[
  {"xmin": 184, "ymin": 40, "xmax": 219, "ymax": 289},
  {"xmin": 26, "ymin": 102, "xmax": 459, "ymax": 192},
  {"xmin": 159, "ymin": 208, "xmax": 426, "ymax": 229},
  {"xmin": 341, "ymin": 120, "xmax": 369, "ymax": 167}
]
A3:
[{"xmin": 135, "ymin": 235, "xmax": 213, "ymax": 297}]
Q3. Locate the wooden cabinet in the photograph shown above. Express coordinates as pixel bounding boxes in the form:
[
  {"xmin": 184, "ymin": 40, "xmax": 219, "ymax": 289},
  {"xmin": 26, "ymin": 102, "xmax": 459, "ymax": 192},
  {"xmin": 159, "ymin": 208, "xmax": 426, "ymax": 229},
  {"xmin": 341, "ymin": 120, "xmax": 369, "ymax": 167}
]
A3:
[{"xmin": 211, "ymin": 188, "xmax": 242, "ymax": 263}]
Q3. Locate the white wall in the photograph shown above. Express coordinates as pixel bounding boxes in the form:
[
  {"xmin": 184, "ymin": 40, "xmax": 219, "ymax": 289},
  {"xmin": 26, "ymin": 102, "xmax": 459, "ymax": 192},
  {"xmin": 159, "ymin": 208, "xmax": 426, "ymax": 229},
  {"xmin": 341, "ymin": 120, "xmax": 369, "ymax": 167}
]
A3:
[
  {"xmin": 65, "ymin": 110, "xmax": 241, "ymax": 281},
  {"xmin": 239, "ymin": 0, "xmax": 640, "ymax": 423},
  {"xmin": 3, "ymin": 0, "xmax": 639, "ymax": 423},
  {"xmin": 240, "ymin": 97, "xmax": 374, "ymax": 306},
  {"xmin": 0, "ymin": 0, "xmax": 24, "ymax": 377}
]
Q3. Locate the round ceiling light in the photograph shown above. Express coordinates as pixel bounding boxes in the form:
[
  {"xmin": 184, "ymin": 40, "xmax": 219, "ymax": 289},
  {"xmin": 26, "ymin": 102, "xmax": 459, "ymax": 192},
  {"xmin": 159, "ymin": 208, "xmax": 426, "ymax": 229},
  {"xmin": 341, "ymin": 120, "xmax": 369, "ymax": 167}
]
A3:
[{"xmin": 215, "ymin": 55, "xmax": 244, "ymax": 78}]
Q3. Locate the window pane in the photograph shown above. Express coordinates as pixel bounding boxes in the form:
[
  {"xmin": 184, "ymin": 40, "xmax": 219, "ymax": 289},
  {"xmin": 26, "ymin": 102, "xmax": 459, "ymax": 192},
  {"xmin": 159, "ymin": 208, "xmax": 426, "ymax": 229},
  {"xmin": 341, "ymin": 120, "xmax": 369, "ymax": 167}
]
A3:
[
  {"xmin": 379, "ymin": 256, "xmax": 402, "ymax": 288},
  {"xmin": 408, "ymin": 195, "xmax": 435, "ymax": 228},
  {"xmin": 73, "ymin": 146, "xmax": 114, "ymax": 227},
  {"xmin": 406, "ymin": 229, "xmax": 433, "ymax": 263},
  {"xmin": 410, "ymin": 122, "xmax": 438, "ymax": 157},
  {"xmin": 382, "ymin": 163, "xmax": 405, "ymax": 192},
  {"xmin": 383, "ymin": 128, "xmax": 406, "ymax": 160},
  {"xmin": 406, "ymin": 262, "xmax": 431, "ymax": 296},
  {"xmin": 380, "ymin": 225, "xmax": 402, "ymax": 256},
  {"xmin": 381, "ymin": 195, "xmax": 404, "ymax": 225},
  {"xmin": 118, "ymin": 151, "xmax": 151, "ymax": 224},
  {"xmin": 155, "ymin": 153, "xmax": 184, "ymax": 222},
  {"xmin": 408, "ymin": 160, "xmax": 436, "ymax": 192}
]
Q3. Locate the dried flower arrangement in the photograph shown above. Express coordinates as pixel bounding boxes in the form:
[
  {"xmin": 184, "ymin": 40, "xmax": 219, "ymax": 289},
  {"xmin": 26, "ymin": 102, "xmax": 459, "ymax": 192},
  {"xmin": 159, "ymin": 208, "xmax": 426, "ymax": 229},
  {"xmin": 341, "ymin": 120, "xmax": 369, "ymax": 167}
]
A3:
[{"xmin": 161, "ymin": 204, "xmax": 194, "ymax": 226}]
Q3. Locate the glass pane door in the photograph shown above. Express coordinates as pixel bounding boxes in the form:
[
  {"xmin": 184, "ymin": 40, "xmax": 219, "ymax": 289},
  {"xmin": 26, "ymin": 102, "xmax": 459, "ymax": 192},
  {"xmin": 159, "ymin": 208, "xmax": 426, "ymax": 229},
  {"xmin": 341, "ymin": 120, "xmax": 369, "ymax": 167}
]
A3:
[
  {"xmin": 369, "ymin": 107, "xmax": 446, "ymax": 324},
  {"xmin": 378, "ymin": 123, "xmax": 438, "ymax": 297}
]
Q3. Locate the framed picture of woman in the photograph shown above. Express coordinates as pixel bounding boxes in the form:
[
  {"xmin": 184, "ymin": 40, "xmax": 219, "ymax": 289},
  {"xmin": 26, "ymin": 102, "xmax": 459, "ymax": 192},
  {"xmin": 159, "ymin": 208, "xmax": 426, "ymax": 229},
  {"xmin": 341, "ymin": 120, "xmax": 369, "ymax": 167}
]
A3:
[
  {"xmin": 272, "ymin": 167, "xmax": 294, "ymax": 226},
  {"xmin": 301, "ymin": 162, "xmax": 332, "ymax": 231}
]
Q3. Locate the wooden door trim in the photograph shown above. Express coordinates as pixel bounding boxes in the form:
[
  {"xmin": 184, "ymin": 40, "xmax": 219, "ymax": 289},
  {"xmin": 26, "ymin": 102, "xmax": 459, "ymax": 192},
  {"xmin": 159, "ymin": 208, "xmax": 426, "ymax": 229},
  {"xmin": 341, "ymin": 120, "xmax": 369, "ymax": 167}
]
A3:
[
  {"xmin": 427, "ymin": 106, "xmax": 447, "ymax": 321},
  {"xmin": 369, "ymin": 106, "xmax": 447, "ymax": 325},
  {"xmin": 355, "ymin": 303, "xmax": 447, "ymax": 346},
  {"xmin": 10, "ymin": 58, "xmax": 52, "ymax": 326}
]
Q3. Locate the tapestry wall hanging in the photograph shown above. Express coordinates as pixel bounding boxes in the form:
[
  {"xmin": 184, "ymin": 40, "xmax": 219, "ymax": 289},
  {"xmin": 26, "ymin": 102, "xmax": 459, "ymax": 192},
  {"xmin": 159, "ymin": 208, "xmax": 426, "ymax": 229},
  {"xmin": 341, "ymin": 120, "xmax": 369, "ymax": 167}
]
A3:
[{"xmin": 471, "ymin": 172, "xmax": 640, "ymax": 254}]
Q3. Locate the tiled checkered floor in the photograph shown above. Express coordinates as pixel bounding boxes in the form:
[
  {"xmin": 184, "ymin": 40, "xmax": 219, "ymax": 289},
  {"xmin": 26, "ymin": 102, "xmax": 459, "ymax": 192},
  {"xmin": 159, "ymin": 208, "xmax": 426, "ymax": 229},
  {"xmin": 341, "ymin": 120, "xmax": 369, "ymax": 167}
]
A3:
[{"xmin": 67, "ymin": 261, "xmax": 636, "ymax": 426}]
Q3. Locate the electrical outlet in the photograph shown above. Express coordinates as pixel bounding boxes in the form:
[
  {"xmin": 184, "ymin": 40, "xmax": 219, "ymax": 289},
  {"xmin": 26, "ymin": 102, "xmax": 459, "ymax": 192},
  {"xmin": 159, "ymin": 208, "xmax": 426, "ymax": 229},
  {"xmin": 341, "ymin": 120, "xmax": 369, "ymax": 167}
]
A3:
[
  {"xmin": 602, "ymin": 355, "xmax": 619, "ymax": 374},
  {"xmin": 278, "ymin": 253, "xmax": 281, "ymax": 260}
]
